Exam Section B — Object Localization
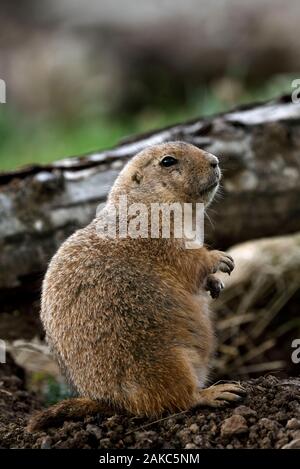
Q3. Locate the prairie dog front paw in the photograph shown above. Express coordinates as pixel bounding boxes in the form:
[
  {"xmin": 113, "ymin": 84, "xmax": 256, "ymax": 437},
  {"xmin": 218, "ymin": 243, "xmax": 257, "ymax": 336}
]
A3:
[
  {"xmin": 210, "ymin": 250, "xmax": 234, "ymax": 275},
  {"xmin": 205, "ymin": 274, "xmax": 224, "ymax": 299}
]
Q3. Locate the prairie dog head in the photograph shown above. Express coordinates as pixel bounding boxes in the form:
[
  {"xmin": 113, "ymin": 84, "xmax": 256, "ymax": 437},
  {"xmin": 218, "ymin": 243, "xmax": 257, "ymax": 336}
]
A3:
[{"xmin": 109, "ymin": 141, "xmax": 221, "ymax": 207}]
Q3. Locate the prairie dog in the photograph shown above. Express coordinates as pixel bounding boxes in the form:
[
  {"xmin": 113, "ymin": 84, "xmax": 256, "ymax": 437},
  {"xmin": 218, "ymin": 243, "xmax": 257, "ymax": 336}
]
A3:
[{"xmin": 28, "ymin": 141, "xmax": 244, "ymax": 431}]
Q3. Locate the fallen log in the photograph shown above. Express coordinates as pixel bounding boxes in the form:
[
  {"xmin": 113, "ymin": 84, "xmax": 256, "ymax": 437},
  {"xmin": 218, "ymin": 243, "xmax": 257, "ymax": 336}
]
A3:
[{"xmin": 1, "ymin": 95, "xmax": 300, "ymax": 292}]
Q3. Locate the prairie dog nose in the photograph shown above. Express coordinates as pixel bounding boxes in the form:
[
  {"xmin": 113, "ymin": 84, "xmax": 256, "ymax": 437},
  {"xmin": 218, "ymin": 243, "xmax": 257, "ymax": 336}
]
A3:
[{"xmin": 205, "ymin": 153, "xmax": 219, "ymax": 168}]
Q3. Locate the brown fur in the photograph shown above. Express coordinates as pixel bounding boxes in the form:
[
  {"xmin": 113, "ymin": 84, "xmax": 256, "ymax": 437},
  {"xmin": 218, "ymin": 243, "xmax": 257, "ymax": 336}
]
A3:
[{"xmin": 28, "ymin": 142, "xmax": 245, "ymax": 432}]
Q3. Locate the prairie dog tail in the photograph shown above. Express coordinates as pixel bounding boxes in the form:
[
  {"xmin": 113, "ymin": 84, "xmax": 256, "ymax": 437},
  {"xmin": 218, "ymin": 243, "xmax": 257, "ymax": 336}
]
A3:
[{"xmin": 27, "ymin": 397, "xmax": 114, "ymax": 432}]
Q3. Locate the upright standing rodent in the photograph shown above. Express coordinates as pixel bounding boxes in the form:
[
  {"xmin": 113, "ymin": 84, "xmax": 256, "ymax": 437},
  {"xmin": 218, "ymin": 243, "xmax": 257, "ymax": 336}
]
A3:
[{"xmin": 28, "ymin": 141, "xmax": 245, "ymax": 431}]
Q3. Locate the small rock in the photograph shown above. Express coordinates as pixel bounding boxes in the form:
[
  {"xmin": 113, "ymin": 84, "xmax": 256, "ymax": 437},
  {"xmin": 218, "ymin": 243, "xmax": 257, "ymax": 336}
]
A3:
[
  {"xmin": 286, "ymin": 418, "xmax": 300, "ymax": 430},
  {"xmin": 86, "ymin": 424, "xmax": 102, "ymax": 440},
  {"xmin": 185, "ymin": 443, "xmax": 197, "ymax": 449},
  {"xmin": 210, "ymin": 421, "xmax": 217, "ymax": 433},
  {"xmin": 282, "ymin": 439, "xmax": 300, "ymax": 449},
  {"xmin": 258, "ymin": 418, "xmax": 280, "ymax": 431},
  {"xmin": 233, "ymin": 406, "xmax": 257, "ymax": 418},
  {"xmin": 260, "ymin": 436, "xmax": 272, "ymax": 448},
  {"xmin": 40, "ymin": 436, "xmax": 52, "ymax": 449},
  {"xmin": 177, "ymin": 429, "xmax": 191, "ymax": 445},
  {"xmin": 134, "ymin": 431, "xmax": 159, "ymax": 449},
  {"xmin": 123, "ymin": 435, "xmax": 134, "ymax": 445},
  {"xmin": 99, "ymin": 438, "xmax": 111, "ymax": 448},
  {"xmin": 189, "ymin": 423, "xmax": 199, "ymax": 434},
  {"xmin": 275, "ymin": 437, "xmax": 289, "ymax": 449},
  {"xmin": 107, "ymin": 430, "xmax": 118, "ymax": 442},
  {"xmin": 277, "ymin": 430, "xmax": 285, "ymax": 438},
  {"xmin": 290, "ymin": 430, "xmax": 300, "ymax": 440},
  {"xmin": 221, "ymin": 415, "xmax": 248, "ymax": 437},
  {"xmin": 249, "ymin": 427, "xmax": 259, "ymax": 441},
  {"xmin": 275, "ymin": 411, "xmax": 287, "ymax": 423},
  {"xmin": 193, "ymin": 435, "xmax": 203, "ymax": 446},
  {"xmin": 164, "ymin": 418, "xmax": 176, "ymax": 428}
]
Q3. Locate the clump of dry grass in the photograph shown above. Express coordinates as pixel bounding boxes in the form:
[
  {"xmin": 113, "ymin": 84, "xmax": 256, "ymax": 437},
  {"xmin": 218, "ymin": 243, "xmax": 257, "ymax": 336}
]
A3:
[{"xmin": 213, "ymin": 233, "xmax": 300, "ymax": 379}]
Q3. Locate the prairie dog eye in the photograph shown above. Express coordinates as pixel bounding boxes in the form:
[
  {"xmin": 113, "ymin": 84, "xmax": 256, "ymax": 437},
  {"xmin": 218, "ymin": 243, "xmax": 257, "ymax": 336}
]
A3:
[{"xmin": 160, "ymin": 156, "xmax": 178, "ymax": 167}]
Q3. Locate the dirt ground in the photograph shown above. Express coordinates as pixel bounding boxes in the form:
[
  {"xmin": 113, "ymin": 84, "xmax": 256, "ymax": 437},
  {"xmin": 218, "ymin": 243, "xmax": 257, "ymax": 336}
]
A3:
[{"xmin": 1, "ymin": 355, "xmax": 300, "ymax": 449}]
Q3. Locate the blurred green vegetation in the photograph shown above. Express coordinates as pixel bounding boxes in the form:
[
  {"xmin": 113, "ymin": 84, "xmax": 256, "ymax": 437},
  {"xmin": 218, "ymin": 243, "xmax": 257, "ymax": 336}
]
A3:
[
  {"xmin": 0, "ymin": 74, "xmax": 295, "ymax": 172},
  {"xmin": 30, "ymin": 371, "xmax": 73, "ymax": 405},
  {"xmin": 44, "ymin": 376, "xmax": 73, "ymax": 406}
]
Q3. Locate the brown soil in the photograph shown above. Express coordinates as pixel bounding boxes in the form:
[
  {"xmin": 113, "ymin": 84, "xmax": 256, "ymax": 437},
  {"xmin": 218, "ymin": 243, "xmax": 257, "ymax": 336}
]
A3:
[{"xmin": 0, "ymin": 355, "xmax": 300, "ymax": 449}]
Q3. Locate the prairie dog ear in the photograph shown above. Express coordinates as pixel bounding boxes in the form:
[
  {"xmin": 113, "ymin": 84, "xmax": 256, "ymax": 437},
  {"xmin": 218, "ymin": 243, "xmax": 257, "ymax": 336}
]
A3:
[{"xmin": 132, "ymin": 171, "xmax": 143, "ymax": 184}]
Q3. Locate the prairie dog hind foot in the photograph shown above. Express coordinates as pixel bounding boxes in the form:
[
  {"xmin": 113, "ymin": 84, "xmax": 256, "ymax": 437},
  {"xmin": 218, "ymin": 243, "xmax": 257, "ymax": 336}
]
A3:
[{"xmin": 193, "ymin": 383, "xmax": 246, "ymax": 408}]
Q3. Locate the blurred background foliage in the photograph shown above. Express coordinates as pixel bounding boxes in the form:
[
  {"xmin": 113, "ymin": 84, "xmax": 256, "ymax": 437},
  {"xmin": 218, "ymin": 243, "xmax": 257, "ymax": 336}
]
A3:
[
  {"xmin": 1, "ymin": 0, "xmax": 300, "ymax": 171},
  {"xmin": 0, "ymin": 74, "xmax": 295, "ymax": 172}
]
